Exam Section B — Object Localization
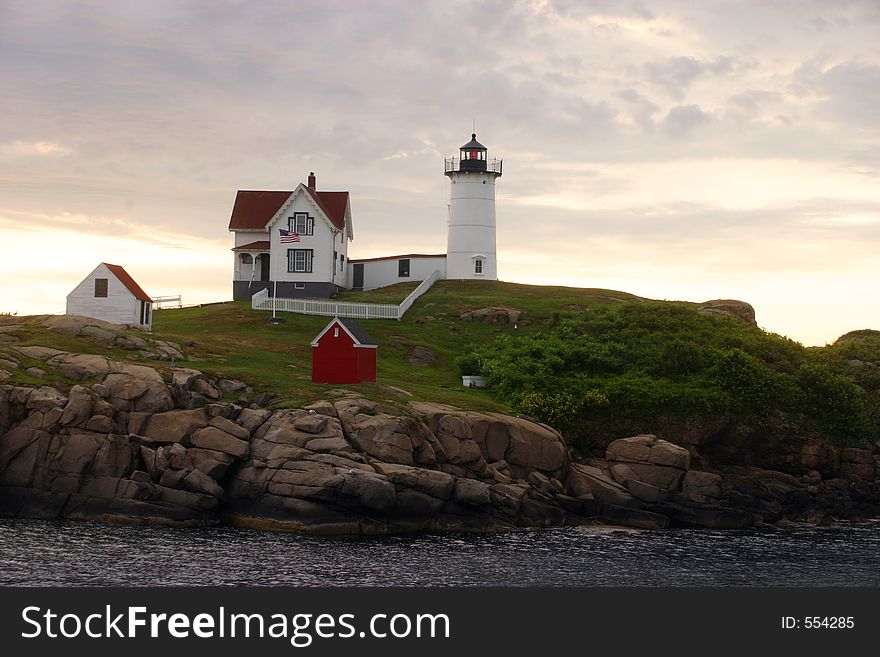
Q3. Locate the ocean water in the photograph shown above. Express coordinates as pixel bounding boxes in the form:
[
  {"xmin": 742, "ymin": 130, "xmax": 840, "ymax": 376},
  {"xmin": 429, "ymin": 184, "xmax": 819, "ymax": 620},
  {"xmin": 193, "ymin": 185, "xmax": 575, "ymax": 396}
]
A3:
[{"xmin": 1, "ymin": 519, "xmax": 879, "ymax": 587}]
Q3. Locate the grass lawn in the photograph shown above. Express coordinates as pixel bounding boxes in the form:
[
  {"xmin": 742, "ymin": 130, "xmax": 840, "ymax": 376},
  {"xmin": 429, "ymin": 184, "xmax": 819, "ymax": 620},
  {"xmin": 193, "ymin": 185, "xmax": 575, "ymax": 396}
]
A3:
[{"xmin": 149, "ymin": 280, "xmax": 648, "ymax": 410}]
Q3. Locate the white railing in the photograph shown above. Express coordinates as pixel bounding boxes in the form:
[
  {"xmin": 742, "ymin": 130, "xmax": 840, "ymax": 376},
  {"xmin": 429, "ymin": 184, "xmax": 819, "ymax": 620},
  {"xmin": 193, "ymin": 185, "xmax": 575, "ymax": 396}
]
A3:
[
  {"xmin": 398, "ymin": 269, "xmax": 441, "ymax": 317},
  {"xmin": 251, "ymin": 270, "xmax": 440, "ymax": 321},
  {"xmin": 152, "ymin": 295, "xmax": 182, "ymax": 309},
  {"xmin": 252, "ymin": 288, "xmax": 269, "ymax": 308}
]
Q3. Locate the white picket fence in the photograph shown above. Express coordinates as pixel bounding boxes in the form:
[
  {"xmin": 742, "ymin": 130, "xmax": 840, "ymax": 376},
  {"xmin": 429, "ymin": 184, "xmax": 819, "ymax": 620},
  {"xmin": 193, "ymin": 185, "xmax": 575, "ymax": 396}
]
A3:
[{"xmin": 251, "ymin": 270, "xmax": 440, "ymax": 321}]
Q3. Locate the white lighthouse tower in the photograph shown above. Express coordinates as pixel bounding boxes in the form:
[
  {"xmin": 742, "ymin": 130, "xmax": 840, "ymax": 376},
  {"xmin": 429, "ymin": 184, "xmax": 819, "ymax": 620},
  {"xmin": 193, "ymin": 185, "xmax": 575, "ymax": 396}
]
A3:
[{"xmin": 444, "ymin": 133, "xmax": 502, "ymax": 280}]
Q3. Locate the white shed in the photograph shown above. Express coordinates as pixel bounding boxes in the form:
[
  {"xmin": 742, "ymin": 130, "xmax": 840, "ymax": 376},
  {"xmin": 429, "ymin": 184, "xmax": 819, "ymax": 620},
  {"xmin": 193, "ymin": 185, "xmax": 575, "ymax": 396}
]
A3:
[{"xmin": 66, "ymin": 263, "xmax": 153, "ymax": 329}]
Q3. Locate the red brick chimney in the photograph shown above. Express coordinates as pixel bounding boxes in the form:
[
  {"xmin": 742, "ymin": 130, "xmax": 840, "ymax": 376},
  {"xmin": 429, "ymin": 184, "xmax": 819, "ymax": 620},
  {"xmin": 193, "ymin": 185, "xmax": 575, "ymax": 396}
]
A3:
[{"xmin": 307, "ymin": 172, "xmax": 316, "ymax": 190}]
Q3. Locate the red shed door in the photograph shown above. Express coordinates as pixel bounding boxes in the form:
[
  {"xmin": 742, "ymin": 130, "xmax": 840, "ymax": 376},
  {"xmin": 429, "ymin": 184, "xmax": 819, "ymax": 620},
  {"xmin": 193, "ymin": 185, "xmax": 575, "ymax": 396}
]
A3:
[{"xmin": 356, "ymin": 346, "xmax": 377, "ymax": 382}]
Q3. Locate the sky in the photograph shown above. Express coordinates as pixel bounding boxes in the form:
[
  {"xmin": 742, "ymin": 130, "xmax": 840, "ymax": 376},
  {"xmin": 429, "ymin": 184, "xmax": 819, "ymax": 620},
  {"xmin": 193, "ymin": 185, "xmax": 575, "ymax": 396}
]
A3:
[{"xmin": 1, "ymin": 0, "xmax": 878, "ymax": 345}]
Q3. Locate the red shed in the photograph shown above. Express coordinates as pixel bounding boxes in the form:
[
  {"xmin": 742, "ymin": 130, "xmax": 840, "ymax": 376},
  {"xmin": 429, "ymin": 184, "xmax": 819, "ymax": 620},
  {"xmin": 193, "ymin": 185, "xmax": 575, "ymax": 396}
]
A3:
[{"xmin": 311, "ymin": 317, "xmax": 378, "ymax": 384}]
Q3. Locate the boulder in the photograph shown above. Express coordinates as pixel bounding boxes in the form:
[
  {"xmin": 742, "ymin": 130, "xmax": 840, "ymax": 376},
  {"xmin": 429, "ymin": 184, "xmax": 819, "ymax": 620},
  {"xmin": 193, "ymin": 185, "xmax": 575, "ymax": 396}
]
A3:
[
  {"xmin": 624, "ymin": 479, "xmax": 667, "ymax": 504},
  {"xmin": 104, "ymin": 373, "xmax": 172, "ymax": 413},
  {"xmin": 268, "ymin": 467, "xmax": 344, "ymax": 502},
  {"xmin": 454, "ymin": 479, "xmax": 492, "ymax": 506},
  {"xmin": 610, "ymin": 461, "xmax": 685, "ymax": 491},
  {"xmin": 188, "ymin": 448, "xmax": 235, "ymax": 479},
  {"xmin": 159, "ymin": 468, "xmax": 190, "ymax": 489},
  {"xmin": 193, "ymin": 378, "xmax": 221, "ymax": 400},
  {"xmin": 606, "ymin": 435, "xmax": 690, "ymax": 491},
  {"xmin": 48, "ymin": 353, "xmax": 111, "ymax": 378},
  {"xmin": 339, "ymin": 472, "xmax": 396, "ymax": 512},
  {"xmin": 407, "ymin": 346, "xmax": 437, "ymax": 365},
  {"xmin": 237, "ymin": 408, "xmax": 271, "ymax": 432},
  {"xmin": 294, "ymin": 414, "xmax": 328, "ymax": 434},
  {"xmin": 459, "ymin": 307, "xmax": 522, "ymax": 324},
  {"xmin": 606, "ymin": 434, "xmax": 690, "ymax": 470},
  {"xmin": 697, "ymin": 299, "xmax": 757, "ymax": 325},
  {"xmin": 564, "ymin": 464, "xmax": 633, "ymax": 506},
  {"xmin": 305, "ymin": 436, "xmax": 350, "ymax": 453},
  {"xmin": 26, "ymin": 386, "xmax": 67, "ymax": 412},
  {"xmin": 115, "ymin": 334, "xmax": 147, "ymax": 351},
  {"xmin": 502, "ymin": 415, "xmax": 567, "ymax": 474},
  {"xmin": 0, "ymin": 427, "xmax": 48, "ymax": 487},
  {"xmin": 209, "ymin": 416, "xmax": 250, "ymax": 440},
  {"xmin": 372, "ymin": 463, "xmax": 456, "ymax": 500},
  {"xmin": 682, "ymin": 470, "xmax": 723, "ymax": 503},
  {"xmin": 128, "ymin": 408, "xmax": 208, "ymax": 443},
  {"xmin": 218, "ymin": 379, "xmax": 247, "ymax": 394},
  {"xmin": 190, "ymin": 426, "xmax": 249, "ymax": 459},
  {"xmin": 60, "ymin": 386, "xmax": 95, "ymax": 427},
  {"xmin": 130, "ymin": 470, "xmax": 151, "ymax": 483},
  {"xmin": 85, "ymin": 415, "xmax": 116, "ymax": 433},
  {"xmin": 91, "ymin": 435, "xmax": 134, "ymax": 478},
  {"xmin": 183, "ymin": 469, "xmax": 225, "ymax": 498},
  {"xmin": 353, "ymin": 418, "xmax": 414, "ymax": 465}
]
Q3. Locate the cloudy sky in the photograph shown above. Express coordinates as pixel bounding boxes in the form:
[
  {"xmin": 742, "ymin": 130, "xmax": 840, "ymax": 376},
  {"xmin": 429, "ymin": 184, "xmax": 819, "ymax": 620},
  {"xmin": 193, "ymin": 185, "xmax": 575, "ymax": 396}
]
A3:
[{"xmin": 1, "ymin": 0, "xmax": 878, "ymax": 345}]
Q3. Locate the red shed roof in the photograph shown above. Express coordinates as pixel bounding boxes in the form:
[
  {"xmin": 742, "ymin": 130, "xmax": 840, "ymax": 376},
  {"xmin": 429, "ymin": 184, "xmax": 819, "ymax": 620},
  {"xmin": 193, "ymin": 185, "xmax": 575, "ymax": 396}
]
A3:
[
  {"xmin": 104, "ymin": 263, "xmax": 151, "ymax": 303},
  {"xmin": 228, "ymin": 187, "xmax": 348, "ymax": 231},
  {"xmin": 311, "ymin": 317, "xmax": 377, "ymax": 347}
]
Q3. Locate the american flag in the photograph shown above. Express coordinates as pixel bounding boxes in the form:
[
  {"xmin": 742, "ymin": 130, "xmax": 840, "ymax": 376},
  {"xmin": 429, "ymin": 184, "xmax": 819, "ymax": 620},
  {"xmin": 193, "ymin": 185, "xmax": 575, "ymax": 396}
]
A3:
[{"xmin": 279, "ymin": 228, "xmax": 301, "ymax": 243}]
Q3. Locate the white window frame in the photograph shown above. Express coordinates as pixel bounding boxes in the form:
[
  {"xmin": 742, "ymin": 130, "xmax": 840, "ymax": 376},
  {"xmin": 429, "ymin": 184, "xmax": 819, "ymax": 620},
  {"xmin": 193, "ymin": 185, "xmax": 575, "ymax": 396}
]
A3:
[
  {"xmin": 288, "ymin": 248, "xmax": 314, "ymax": 273},
  {"xmin": 289, "ymin": 213, "xmax": 314, "ymax": 236},
  {"xmin": 474, "ymin": 258, "xmax": 484, "ymax": 275}
]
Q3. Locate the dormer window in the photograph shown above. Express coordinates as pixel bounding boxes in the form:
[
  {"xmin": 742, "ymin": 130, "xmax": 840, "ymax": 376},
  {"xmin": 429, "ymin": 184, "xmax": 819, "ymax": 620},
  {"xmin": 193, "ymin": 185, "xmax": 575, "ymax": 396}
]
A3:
[{"xmin": 289, "ymin": 213, "xmax": 314, "ymax": 235}]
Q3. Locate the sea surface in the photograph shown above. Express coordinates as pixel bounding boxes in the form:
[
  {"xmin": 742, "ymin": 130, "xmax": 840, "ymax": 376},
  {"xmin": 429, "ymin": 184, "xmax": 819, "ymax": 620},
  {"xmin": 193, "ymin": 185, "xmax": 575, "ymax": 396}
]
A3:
[{"xmin": 1, "ymin": 519, "xmax": 879, "ymax": 586}]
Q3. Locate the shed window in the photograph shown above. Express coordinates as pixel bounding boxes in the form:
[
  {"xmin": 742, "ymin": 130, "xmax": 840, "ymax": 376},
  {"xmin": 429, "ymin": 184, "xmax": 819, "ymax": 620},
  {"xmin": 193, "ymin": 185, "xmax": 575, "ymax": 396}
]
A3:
[
  {"xmin": 333, "ymin": 327, "xmax": 339, "ymax": 337},
  {"xmin": 398, "ymin": 259, "xmax": 410, "ymax": 277},
  {"xmin": 288, "ymin": 248, "xmax": 313, "ymax": 273},
  {"xmin": 94, "ymin": 278, "xmax": 108, "ymax": 297}
]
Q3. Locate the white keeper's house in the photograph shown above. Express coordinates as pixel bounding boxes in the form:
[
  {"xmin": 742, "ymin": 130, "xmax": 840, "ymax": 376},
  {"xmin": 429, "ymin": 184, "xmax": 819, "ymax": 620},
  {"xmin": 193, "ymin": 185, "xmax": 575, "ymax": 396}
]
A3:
[{"xmin": 228, "ymin": 133, "xmax": 502, "ymax": 300}]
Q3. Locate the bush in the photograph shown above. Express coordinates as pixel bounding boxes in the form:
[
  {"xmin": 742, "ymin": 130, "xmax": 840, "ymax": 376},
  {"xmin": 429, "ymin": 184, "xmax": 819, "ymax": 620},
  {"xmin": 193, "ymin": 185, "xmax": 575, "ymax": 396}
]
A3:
[{"xmin": 459, "ymin": 302, "xmax": 875, "ymax": 447}]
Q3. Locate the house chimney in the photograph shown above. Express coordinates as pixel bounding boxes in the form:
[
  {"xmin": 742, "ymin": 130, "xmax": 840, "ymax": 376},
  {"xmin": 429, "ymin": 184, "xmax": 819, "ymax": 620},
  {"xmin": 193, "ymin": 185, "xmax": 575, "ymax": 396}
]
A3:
[{"xmin": 307, "ymin": 172, "xmax": 316, "ymax": 190}]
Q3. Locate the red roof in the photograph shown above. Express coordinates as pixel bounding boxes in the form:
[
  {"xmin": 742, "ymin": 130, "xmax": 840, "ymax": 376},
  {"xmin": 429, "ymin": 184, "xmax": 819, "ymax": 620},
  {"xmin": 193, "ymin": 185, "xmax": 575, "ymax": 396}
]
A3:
[
  {"xmin": 227, "ymin": 191, "xmax": 292, "ymax": 231},
  {"xmin": 304, "ymin": 188, "xmax": 348, "ymax": 230},
  {"xmin": 228, "ymin": 186, "xmax": 348, "ymax": 231},
  {"xmin": 232, "ymin": 241, "xmax": 270, "ymax": 252},
  {"xmin": 104, "ymin": 263, "xmax": 151, "ymax": 303},
  {"xmin": 347, "ymin": 253, "xmax": 447, "ymax": 264}
]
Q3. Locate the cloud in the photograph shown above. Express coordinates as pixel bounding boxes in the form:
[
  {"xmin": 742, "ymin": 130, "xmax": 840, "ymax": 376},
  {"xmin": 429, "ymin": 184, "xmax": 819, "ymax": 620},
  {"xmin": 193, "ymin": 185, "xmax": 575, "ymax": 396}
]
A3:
[
  {"xmin": 661, "ymin": 104, "xmax": 712, "ymax": 136},
  {"xmin": 644, "ymin": 56, "xmax": 741, "ymax": 100},
  {"xmin": 0, "ymin": 140, "xmax": 70, "ymax": 156}
]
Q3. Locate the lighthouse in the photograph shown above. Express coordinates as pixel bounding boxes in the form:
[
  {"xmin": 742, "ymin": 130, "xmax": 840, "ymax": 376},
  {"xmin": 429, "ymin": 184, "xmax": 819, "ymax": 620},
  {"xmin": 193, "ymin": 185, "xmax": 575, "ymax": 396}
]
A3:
[{"xmin": 444, "ymin": 133, "xmax": 502, "ymax": 280}]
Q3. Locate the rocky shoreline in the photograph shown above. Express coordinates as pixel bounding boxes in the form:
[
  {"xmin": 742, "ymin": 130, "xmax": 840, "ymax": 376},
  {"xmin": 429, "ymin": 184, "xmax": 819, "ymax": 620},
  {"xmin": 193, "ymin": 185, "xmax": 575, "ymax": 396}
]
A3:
[{"xmin": 1, "ymin": 344, "xmax": 879, "ymax": 533}]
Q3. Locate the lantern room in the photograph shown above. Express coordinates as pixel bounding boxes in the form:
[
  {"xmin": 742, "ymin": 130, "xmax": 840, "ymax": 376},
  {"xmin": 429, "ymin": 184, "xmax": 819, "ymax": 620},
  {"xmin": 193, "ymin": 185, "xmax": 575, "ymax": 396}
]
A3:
[
  {"xmin": 459, "ymin": 133, "xmax": 487, "ymax": 171},
  {"xmin": 444, "ymin": 132, "xmax": 502, "ymax": 177}
]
